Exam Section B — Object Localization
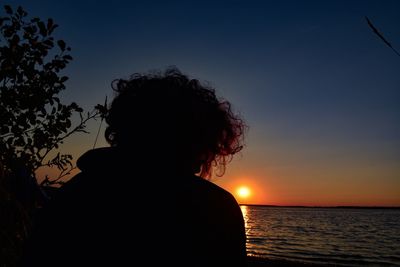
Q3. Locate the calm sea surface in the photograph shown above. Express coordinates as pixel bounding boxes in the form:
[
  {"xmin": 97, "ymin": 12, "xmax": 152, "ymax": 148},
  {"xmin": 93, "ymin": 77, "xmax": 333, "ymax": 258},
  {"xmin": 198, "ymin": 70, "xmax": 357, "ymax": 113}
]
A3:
[{"xmin": 241, "ymin": 206, "xmax": 400, "ymax": 266}]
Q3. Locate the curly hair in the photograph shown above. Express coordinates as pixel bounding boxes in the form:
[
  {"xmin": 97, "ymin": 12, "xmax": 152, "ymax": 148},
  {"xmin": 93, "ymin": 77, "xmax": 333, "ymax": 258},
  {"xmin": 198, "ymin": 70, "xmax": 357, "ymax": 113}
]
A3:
[{"xmin": 105, "ymin": 67, "xmax": 246, "ymax": 178}]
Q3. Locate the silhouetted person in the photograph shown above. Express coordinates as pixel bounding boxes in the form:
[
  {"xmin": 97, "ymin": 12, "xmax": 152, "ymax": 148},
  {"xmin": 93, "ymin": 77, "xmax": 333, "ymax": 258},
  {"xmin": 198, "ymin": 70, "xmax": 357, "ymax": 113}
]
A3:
[{"xmin": 21, "ymin": 67, "xmax": 247, "ymax": 267}]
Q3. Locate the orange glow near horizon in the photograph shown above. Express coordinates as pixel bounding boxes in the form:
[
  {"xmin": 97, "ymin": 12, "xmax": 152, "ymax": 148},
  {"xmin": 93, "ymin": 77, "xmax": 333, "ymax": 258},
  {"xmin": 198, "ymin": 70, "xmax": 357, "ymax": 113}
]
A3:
[
  {"xmin": 216, "ymin": 176, "xmax": 267, "ymax": 205},
  {"xmin": 213, "ymin": 162, "xmax": 400, "ymax": 207}
]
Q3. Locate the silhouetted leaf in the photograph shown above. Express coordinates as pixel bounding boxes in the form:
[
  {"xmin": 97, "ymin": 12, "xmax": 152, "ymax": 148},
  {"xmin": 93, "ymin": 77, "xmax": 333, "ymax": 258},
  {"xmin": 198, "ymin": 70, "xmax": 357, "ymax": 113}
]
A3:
[
  {"xmin": 57, "ymin": 40, "xmax": 66, "ymax": 51},
  {"xmin": 0, "ymin": 17, "xmax": 10, "ymax": 27},
  {"xmin": 16, "ymin": 6, "xmax": 25, "ymax": 17},
  {"xmin": 4, "ymin": 5, "xmax": 13, "ymax": 15},
  {"xmin": 63, "ymin": 55, "xmax": 72, "ymax": 60},
  {"xmin": 37, "ymin": 21, "xmax": 47, "ymax": 36},
  {"xmin": 47, "ymin": 18, "xmax": 53, "ymax": 30}
]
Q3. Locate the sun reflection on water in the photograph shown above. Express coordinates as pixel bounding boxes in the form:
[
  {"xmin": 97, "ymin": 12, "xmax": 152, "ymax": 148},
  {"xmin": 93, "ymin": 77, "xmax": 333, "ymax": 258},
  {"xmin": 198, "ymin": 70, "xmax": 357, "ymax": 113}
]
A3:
[{"xmin": 240, "ymin": 205, "xmax": 250, "ymax": 236}]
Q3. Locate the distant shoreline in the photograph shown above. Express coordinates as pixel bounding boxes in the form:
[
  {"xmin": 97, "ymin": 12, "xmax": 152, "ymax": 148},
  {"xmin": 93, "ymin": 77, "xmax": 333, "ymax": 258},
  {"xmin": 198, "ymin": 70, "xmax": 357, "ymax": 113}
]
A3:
[{"xmin": 240, "ymin": 204, "xmax": 400, "ymax": 209}]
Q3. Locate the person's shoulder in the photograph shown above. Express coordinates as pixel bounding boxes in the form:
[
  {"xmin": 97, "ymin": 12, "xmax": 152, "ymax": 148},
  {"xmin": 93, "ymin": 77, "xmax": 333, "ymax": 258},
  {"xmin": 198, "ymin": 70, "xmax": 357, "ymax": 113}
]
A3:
[
  {"xmin": 188, "ymin": 176, "xmax": 245, "ymax": 233},
  {"xmin": 43, "ymin": 172, "xmax": 85, "ymax": 206},
  {"xmin": 189, "ymin": 175, "xmax": 239, "ymax": 205},
  {"xmin": 194, "ymin": 176, "xmax": 228, "ymax": 192},
  {"xmin": 76, "ymin": 147, "xmax": 116, "ymax": 172}
]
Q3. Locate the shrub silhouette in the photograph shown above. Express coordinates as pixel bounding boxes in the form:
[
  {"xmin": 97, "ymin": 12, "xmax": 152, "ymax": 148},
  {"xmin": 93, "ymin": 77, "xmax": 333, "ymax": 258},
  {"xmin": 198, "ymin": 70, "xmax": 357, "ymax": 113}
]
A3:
[
  {"xmin": 0, "ymin": 5, "xmax": 105, "ymax": 267},
  {"xmin": 0, "ymin": 5, "xmax": 106, "ymax": 186}
]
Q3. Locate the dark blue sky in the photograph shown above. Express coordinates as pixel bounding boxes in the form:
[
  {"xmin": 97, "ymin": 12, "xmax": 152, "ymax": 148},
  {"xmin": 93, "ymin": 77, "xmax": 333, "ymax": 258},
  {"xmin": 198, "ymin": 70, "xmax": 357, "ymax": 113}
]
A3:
[{"xmin": 6, "ymin": 0, "xmax": 400, "ymax": 205}]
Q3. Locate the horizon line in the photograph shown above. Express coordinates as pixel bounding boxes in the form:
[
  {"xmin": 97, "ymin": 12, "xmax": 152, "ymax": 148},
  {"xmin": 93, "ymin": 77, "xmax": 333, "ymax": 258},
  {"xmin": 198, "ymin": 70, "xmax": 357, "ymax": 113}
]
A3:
[{"xmin": 239, "ymin": 204, "xmax": 400, "ymax": 209}]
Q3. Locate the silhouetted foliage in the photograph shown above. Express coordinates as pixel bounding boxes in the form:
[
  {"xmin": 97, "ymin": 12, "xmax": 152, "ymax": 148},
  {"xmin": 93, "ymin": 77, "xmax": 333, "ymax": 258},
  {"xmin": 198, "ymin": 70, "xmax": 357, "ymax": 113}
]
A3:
[
  {"xmin": 0, "ymin": 5, "xmax": 104, "ymax": 186},
  {"xmin": 0, "ymin": 6, "xmax": 106, "ymax": 267}
]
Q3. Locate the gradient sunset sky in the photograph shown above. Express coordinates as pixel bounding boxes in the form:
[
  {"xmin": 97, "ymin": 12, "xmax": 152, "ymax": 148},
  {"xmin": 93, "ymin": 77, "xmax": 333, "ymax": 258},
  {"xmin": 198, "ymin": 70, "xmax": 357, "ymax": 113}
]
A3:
[{"xmin": 7, "ymin": 0, "xmax": 400, "ymax": 206}]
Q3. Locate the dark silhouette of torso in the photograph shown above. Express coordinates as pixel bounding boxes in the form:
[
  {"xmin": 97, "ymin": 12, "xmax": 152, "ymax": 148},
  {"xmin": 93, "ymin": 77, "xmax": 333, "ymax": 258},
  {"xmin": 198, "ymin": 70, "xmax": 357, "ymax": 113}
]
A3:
[{"xmin": 22, "ymin": 147, "xmax": 246, "ymax": 267}]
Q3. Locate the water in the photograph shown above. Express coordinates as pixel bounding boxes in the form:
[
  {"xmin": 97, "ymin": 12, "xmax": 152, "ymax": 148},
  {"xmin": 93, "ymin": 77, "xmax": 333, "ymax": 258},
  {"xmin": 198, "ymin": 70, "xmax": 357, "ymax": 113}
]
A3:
[{"xmin": 241, "ymin": 206, "xmax": 400, "ymax": 266}]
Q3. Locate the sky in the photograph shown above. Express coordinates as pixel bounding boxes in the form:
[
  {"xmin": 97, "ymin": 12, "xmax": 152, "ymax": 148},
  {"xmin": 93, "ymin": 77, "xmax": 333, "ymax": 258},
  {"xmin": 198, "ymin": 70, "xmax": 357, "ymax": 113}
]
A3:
[{"xmin": 5, "ymin": 0, "xmax": 400, "ymax": 206}]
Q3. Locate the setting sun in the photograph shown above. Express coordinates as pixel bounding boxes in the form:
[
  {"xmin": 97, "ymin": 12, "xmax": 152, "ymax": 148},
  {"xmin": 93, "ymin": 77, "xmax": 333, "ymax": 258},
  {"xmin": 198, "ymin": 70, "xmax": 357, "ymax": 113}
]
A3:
[{"xmin": 237, "ymin": 186, "xmax": 251, "ymax": 199}]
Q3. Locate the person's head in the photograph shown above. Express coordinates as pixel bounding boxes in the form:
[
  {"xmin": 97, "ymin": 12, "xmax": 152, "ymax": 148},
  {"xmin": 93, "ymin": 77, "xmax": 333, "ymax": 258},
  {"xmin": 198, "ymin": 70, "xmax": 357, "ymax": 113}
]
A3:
[{"xmin": 105, "ymin": 67, "xmax": 246, "ymax": 178}]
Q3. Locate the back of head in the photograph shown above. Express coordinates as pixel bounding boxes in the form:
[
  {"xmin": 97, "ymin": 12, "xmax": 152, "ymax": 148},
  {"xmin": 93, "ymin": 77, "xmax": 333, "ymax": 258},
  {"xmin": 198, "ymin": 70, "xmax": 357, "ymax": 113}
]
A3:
[{"xmin": 105, "ymin": 67, "xmax": 245, "ymax": 178}]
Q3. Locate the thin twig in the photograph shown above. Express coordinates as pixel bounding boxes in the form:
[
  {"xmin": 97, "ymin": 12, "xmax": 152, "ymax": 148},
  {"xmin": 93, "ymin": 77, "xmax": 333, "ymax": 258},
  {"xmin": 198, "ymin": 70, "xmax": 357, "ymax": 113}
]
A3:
[
  {"xmin": 37, "ymin": 110, "xmax": 100, "ymax": 165},
  {"xmin": 366, "ymin": 16, "xmax": 400, "ymax": 57}
]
